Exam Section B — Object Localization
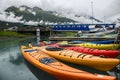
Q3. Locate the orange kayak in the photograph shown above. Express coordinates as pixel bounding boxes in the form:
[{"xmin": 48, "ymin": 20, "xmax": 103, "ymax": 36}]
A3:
[{"xmin": 21, "ymin": 45, "xmax": 116, "ymax": 80}]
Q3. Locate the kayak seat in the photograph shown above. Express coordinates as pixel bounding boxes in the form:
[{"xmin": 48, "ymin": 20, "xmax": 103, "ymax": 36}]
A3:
[{"xmin": 46, "ymin": 46, "xmax": 64, "ymax": 51}]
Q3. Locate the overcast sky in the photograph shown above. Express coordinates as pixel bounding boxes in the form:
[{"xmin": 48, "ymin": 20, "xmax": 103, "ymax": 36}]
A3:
[{"xmin": 0, "ymin": 0, "xmax": 120, "ymax": 19}]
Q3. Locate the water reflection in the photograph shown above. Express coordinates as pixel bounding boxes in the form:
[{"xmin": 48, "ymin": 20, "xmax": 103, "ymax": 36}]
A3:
[
  {"xmin": 36, "ymin": 36, "xmax": 40, "ymax": 45},
  {"xmin": 0, "ymin": 38, "xmax": 37, "ymax": 80},
  {"xmin": 9, "ymin": 52, "xmax": 23, "ymax": 65}
]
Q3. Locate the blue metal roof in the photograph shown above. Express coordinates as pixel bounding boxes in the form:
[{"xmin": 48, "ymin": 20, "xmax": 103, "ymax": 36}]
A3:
[{"xmin": 50, "ymin": 24, "xmax": 115, "ymax": 31}]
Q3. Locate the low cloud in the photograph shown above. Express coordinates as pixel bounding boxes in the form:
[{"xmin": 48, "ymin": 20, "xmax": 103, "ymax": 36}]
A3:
[
  {"xmin": 0, "ymin": 12, "xmax": 22, "ymax": 23},
  {"xmin": 108, "ymin": 0, "xmax": 120, "ymax": 16},
  {"xmin": 0, "ymin": 0, "xmax": 120, "ymax": 23},
  {"xmin": 0, "ymin": 0, "xmax": 116, "ymax": 19}
]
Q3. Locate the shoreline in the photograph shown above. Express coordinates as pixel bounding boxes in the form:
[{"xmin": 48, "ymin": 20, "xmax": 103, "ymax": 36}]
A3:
[{"xmin": 0, "ymin": 36, "xmax": 36, "ymax": 42}]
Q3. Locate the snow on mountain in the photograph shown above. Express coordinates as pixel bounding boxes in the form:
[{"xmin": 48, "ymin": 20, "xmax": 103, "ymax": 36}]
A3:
[
  {"xmin": 52, "ymin": 11, "xmax": 103, "ymax": 24},
  {"xmin": 0, "ymin": 12, "xmax": 23, "ymax": 23},
  {"xmin": 0, "ymin": 12, "xmax": 40, "ymax": 25}
]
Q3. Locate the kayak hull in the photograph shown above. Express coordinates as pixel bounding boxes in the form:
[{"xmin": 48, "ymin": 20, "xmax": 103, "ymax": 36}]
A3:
[
  {"xmin": 41, "ymin": 46, "xmax": 120, "ymax": 71},
  {"xmin": 21, "ymin": 46, "xmax": 116, "ymax": 80}
]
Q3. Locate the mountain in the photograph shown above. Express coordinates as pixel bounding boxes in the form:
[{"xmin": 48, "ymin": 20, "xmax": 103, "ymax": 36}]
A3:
[
  {"xmin": 1, "ymin": 5, "xmax": 104, "ymax": 24},
  {"xmin": 107, "ymin": 14, "xmax": 120, "ymax": 28},
  {"xmin": 2, "ymin": 5, "xmax": 75, "ymax": 23},
  {"xmin": 1, "ymin": 5, "xmax": 119, "ymax": 25},
  {"xmin": 53, "ymin": 11, "xmax": 103, "ymax": 23}
]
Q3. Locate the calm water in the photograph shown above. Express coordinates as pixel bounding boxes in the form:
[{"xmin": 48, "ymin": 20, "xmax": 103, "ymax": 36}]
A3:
[
  {"xmin": 0, "ymin": 37, "xmax": 119, "ymax": 80},
  {"xmin": 0, "ymin": 38, "xmax": 38, "ymax": 80}
]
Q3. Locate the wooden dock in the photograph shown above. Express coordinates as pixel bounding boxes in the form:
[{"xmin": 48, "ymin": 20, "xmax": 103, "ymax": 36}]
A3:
[
  {"xmin": 49, "ymin": 27, "xmax": 120, "ymax": 42},
  {"xmin": 49, "ymin": 37, "xmax": 115, "ymax": 41}
]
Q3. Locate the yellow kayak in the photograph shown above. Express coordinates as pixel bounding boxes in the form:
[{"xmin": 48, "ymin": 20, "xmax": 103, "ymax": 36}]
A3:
[
  {"xmin": 21, "ymin": 45, "xmax": 116, "ymax": 80},
  {"xmin": 41, "ymin": 46, "xmax": 120, "ymax": 71},
  {"xmin": 58, "ymin": 41, "xmax": 119, "ymax": 50},
  {"xmin": 74, "ymin": 43, "xmax": 119, "ymax": 50}
]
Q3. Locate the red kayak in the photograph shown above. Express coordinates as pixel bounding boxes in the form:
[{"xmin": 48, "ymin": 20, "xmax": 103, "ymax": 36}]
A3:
[
  {"xmin": 62, "ymin": 46, "xmax": 119, "ymax": 58},
  {"xmin": 39, "ymin": 41, "xmax": 120, "ymax": 58}
]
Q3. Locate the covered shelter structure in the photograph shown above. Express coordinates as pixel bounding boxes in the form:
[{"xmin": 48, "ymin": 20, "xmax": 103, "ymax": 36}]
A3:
[
  {"xmin": 50, "ymin": 23, "xmax": 115, "ymax": 31},
  {"xmin": 49, "ymin": 23, "xmax": 116, "ymax": 41}
]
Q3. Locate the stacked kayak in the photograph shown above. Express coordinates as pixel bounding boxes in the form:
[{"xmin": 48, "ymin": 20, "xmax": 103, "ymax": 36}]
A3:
[
  {"xmin": 73, "ymin": 43, "xmax": 119, "ymax": 50},
  {"xmin": 41, "ymin": 46, "xmax": 120, "ymax": 71},
  {"xmin": 68, "ymin": 40, "xmax": 119, "ymax": 44},
  {"xmin": 39, "ymin": 41, "xmax": 120, "ymax": 58},
  {"xmin": 59, "ymin": 42, "xmax": 119, "ymax": 50},
  {"xmin": 21, "ymin": 46, "xmax": 116, "ymax": 80},
  {"xmin": 90, "ymin": 40, "xmax": 118, "ymax": 44},
  {"xmin": 62, "ymin": 46, "xmax": 120, "ymax": 58}
]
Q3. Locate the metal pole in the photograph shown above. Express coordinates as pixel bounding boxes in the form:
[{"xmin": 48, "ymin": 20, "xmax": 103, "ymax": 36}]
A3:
[
  {"xmin": 91, "ymin": 1, "xmax": 94, "ymax": 24},
  {"xmin": 36, "ymin": 28, "xmax": 40, "ymax": 45}
]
